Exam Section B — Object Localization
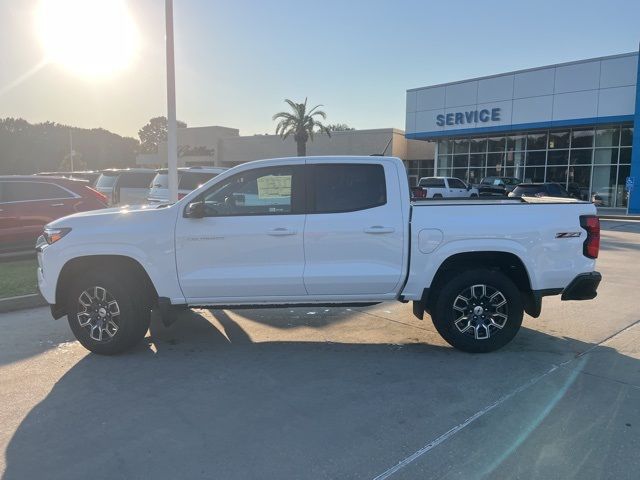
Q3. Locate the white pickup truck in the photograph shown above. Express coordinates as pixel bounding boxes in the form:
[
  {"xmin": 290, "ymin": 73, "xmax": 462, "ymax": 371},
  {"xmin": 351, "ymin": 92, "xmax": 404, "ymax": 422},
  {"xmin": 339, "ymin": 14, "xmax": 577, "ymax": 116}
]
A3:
[
  {"xmin": 414, "ymin": 176, "xmax": 479, "ymax": 199},
  {"xmin": 37, "ymin": 156, "xmax": 602, "ymax": 355}
]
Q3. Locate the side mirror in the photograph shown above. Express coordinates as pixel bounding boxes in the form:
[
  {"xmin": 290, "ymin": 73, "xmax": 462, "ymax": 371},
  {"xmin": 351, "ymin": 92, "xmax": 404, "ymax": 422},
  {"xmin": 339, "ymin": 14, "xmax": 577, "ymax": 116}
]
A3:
[
  {"xmin": 467, "ymin": 185, "xmax": 472, "ymax": 191},
  {"xmin": 185, "ymin": 201, "xmax": 205, "ymax": 219}
]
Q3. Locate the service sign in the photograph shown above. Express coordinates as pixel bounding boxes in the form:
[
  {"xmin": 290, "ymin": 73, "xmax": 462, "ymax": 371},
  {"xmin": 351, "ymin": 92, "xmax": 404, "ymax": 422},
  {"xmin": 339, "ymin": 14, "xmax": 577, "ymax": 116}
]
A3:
[{"xmin": 436, "ymin": 107, "xmax": 501, "ymax": 127}]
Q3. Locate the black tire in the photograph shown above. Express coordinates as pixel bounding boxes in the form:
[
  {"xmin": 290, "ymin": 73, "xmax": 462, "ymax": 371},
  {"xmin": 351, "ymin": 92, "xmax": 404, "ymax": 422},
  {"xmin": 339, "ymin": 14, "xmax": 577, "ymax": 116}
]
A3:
[
  {"xmin": 470, "ymin": 193, "xmax": 479, "ymax": 198},
  {"xmin": 66, "ymin": 269, "xmax": 151, "ymax": 355},
  {"xmin": 433, "ymin": 194, "xmax": 443, "ymax": 199},
  {"xmin": 430, "ymin": 269, "xmax": 523, "ymax": 353}
]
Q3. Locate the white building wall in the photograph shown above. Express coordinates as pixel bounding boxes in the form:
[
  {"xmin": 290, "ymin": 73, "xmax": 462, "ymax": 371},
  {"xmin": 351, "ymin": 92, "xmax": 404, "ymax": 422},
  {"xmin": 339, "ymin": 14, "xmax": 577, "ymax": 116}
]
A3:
[{"xmin": 406, "ymin": 52, "xmax": 638, "ymax": 137}]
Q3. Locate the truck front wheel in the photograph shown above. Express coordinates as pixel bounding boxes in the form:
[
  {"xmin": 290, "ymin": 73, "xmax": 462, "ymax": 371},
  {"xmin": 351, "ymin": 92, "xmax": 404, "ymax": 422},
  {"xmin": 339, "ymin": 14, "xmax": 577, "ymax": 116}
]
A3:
[
  {"xmin": 66, "ymin": 270, "xmax": 151, "ymax": 355},
  {"xmin": 431, "ymin": 269, "xmax": 523, "ymax": 353}
]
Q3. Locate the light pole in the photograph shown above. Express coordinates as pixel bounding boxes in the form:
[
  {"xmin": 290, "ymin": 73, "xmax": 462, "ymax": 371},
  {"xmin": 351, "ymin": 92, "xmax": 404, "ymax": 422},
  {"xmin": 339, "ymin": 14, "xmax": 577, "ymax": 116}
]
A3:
[{"xmin": 165, "ymin": 0, "xmax": 178, "ymax": 202}]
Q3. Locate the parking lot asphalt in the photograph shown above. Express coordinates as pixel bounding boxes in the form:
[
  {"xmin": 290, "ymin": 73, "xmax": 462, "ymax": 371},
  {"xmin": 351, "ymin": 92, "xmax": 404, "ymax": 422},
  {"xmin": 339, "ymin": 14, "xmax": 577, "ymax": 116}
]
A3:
[{"xmin": 1, "ymin": 220, "xmax": 639, "ymax": 480}]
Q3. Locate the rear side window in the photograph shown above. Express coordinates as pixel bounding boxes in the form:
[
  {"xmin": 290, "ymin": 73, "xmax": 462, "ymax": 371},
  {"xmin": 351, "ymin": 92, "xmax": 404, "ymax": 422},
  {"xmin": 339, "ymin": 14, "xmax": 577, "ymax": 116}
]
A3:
[
  {"xmin": 95, "ymin": 173, "xmax": 119, "ymax": 188},
  {"xmin": 0, "ymin": 181, "xmax": 74, "ymax": 202},
  {"xmin": 151, "ymin": 173, "xmax": 169, "ymax": 189},
  {"xmin": 311, "ymin": 164, "xmax": 386, "ymax": 213},
  {"xmin": 179, "ymin": 172, "xmax": 218, "ymax": 191},
  {"xmin": 419, "ymin": 178, "xmax": 446, "ymax": 188},
  {"xmin": 118, "ymin": 172, "xmax": 156, "ymax": 188}
]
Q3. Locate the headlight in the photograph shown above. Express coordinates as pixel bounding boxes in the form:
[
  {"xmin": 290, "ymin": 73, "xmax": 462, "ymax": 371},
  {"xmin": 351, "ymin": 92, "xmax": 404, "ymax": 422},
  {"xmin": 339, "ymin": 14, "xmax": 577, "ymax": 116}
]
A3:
[{"xmin": 43, "ymin": 227, "xmax": 71, "ymax": 245}]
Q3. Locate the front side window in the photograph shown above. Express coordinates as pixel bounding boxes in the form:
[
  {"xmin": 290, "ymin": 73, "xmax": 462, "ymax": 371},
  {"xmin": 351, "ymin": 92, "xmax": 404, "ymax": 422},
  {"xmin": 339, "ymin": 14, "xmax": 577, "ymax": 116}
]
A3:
[
  {"xmin": 201, "ymin": 166, "xmax": 299, "ymax": 216},
  {"xmin": 448, "ymin": 178, "xmax": 467, "ymax": 189},
  {"xmin": 95, "ymin": 173, "xmax": 119, "ymax": 188},
  {"xmin": 0, "ymin": 181, "xmax": 74, "ymax": 203},
  {"xmin": 312, "ymin": 164, "xmax": 386, "ymax": 213}
]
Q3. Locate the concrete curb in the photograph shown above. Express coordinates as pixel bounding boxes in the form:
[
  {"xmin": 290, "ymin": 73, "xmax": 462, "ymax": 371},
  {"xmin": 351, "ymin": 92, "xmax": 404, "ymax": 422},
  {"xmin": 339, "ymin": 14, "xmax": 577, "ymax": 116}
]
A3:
[{"xmin": 0, "ymin": 293, "xmax": 48, "ymax": 313}]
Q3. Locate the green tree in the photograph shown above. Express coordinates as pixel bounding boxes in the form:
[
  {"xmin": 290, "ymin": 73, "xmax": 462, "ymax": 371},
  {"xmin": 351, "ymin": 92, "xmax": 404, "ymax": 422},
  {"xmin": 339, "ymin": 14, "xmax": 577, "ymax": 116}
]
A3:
[
  {"xmin": 138, "ymin": 116, "xmax": 187, "ymax": 153},
  {"xmin": 273, "ymin": 98, "xmax": 330, "ymax": 156},
  {"xmin": 325, "ymin": 123, "xmax": 354, "ymax": 132}
]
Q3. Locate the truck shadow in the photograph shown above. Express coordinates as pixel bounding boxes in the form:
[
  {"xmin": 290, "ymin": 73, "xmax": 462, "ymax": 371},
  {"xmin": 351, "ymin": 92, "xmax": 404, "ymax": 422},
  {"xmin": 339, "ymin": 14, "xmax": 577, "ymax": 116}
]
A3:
[{"xmin": 3, "ymin": 307, "xmax": 640, "ymax": 479}]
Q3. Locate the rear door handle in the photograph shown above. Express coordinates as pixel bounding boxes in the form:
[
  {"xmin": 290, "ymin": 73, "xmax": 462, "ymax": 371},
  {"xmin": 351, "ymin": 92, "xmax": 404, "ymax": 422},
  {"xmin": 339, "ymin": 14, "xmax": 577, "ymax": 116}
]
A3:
[
  {"xmin": 50, "ymin": 203, "xmax": 65, "ymax": 207},
  {"xmin": 267, "ymin": 227, "xmax": 297, "ymax": 236},
  {"xmin": 364, "ymin": 226, "xmax": 395, "ymax": 234}
]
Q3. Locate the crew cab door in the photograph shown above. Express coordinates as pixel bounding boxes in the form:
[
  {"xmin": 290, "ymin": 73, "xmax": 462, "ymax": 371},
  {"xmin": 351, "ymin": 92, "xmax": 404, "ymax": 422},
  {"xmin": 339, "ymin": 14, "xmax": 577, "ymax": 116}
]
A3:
[
  {"xmin": 303, "ymin": 160, "xmax": 405, "ymax": 296},
  {"xmin": 175, "ymin": 163, "xmax": 307, "ymax": 301}
]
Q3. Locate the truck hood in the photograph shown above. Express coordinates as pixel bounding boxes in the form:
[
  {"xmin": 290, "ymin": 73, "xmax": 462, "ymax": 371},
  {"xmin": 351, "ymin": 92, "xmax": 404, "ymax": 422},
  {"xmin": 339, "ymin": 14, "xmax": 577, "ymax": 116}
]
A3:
[{"xmin": 48, "ymin": 203, "xmax": 175, "ymax": 228}]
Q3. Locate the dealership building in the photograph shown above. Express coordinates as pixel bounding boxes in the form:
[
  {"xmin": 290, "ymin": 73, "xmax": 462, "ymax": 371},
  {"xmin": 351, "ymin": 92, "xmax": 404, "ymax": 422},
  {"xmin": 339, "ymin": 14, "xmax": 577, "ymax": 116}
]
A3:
[{"xmin": 405, "ymin": 51, "xmax": 640, "ymax": 212}]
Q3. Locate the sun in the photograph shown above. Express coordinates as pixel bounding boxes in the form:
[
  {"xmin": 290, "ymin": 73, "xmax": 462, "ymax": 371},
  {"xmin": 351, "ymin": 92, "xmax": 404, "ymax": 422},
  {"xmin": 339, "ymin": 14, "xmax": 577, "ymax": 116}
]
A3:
[{"xmin": 36, "ymin": 0, "xmax": 140, "ymax": 78}]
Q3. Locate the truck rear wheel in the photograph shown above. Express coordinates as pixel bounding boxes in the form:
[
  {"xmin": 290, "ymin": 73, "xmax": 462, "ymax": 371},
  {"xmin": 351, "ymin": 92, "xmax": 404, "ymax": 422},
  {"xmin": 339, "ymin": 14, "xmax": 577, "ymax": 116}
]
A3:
[
  {"xmin": 430, "ymin": 269, "xmax": 523, "ymax": 353},
  {"xmin": 66, "ymin": 270, "xmax": 151, "ymax": 355}
]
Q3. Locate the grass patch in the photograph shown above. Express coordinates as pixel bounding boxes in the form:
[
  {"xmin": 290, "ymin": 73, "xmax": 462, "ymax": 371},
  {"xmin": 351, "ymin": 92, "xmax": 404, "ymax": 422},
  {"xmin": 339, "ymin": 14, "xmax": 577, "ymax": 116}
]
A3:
[{"xmin": 0, "ymin": 258, "xmax": 39, "ymax": 299}]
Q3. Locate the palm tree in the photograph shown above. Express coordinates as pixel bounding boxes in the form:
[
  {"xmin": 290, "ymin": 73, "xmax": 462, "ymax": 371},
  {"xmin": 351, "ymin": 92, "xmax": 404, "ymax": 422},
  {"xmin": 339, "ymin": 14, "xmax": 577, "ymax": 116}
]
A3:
[{"xmin": 273, "ymin": 98, "xmax": 331, "ymax": 156}]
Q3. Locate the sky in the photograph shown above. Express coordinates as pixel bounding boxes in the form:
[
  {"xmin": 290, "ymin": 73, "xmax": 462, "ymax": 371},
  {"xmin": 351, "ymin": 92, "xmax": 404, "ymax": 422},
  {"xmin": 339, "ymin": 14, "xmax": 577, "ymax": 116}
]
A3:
[{"xmin": 0, "ymin": 0, "xmax": 639, "ymax": 140}]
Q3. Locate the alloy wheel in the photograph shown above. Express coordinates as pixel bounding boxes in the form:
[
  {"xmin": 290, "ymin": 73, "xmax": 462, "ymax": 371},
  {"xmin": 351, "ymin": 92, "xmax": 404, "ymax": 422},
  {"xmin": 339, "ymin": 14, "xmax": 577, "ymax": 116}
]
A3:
[
  {"xmin": 452, "ymin": 284, "xmax": 508, "ymax": 340},
  {"xmin": 77, "ymin": 286, "xmax": 121, "ymax": 342}
]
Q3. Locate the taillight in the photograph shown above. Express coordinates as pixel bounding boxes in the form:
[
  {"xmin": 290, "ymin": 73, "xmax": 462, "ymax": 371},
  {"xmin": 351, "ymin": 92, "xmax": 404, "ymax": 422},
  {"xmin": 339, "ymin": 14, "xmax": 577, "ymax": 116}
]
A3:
[
  {"xmin": 580, "ymin": 215, "xmax": 600, "ymax": 259},
  {"xmin": 85, "ymin": 186, "xmax": 109, "ymax": 205}
]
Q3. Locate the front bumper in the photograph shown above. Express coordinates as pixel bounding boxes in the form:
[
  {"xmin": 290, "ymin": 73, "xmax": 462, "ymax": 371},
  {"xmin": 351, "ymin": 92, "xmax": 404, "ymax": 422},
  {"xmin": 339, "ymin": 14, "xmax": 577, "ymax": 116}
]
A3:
[{"xmin": 561, "ymin": 272, "xmax": 602, "ymax": 301}]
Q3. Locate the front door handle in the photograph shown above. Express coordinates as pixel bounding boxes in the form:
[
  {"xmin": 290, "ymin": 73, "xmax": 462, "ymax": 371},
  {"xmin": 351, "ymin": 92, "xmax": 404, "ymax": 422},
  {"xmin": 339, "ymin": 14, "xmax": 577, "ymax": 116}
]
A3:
[
  {"xmin": 364, "ymin": 226, "xmax": 395, "ymax": 234},
  {"xmin": 50, "ymin": 203, "xmax": 65, "ymax": 207},
  {"xmin": 267, "ymin": 227, "xmax": 297, "ymax": 236}
]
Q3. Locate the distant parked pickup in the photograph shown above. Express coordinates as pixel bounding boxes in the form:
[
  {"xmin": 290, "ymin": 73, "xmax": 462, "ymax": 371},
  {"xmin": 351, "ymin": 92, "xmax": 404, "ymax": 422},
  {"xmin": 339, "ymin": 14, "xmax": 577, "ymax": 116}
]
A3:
[{"xmin": 37, "ymin": 156, "xmax": 602, "ymax": 355}]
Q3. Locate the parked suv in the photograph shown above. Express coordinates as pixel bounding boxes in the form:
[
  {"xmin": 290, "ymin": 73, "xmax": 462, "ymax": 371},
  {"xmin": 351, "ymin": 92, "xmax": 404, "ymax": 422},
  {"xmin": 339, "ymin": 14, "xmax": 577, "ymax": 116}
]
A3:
[
  {"xmin": 478, "ymin": 176, "xmax": 521, "ymax": 196},
  {"xmin": 147, "ymin": 167, "xmax": 227, "ymax": 203},
  {"xmin": 94, "ymin": 169, "xmax": 156, "ymax": 205},
  {"xmin": 509, "ymin": 183, "xmax": 571, "ymax": 199},
  {"xmin": 412, "ymin": 177, "xmax": 479, "ymax": 199},
  {"xmin": 0, "ymin": 176, "xmax": 107, "ymax": 252}
]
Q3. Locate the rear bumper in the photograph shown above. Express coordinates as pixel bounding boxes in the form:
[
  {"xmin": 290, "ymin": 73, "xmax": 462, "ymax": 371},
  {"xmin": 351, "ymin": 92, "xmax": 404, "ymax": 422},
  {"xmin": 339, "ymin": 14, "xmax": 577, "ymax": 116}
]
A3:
[{"xmin": 561, "ymin": 272, "xmax": 602, "ymax": 301}]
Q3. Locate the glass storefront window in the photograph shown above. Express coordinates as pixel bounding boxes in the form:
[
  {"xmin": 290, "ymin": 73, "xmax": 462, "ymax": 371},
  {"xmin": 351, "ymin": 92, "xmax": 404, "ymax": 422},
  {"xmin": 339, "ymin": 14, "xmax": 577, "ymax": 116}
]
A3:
[
  {"xmin": 470, "ymin": 137, "xmax": 487, "ymax": 153},
  {"xmin": 437, "ymin": 140, "xmax": 452, "ymax": 155},
  {"xmin": 619, "ymin": 148, "xmax": 631, "ymax": 164},
  {"xmin": 568, "ymin": 166, "xmax": 592, "ymax": 200},
  {"xmin": 437, "ymin": 166, "xmax": 451, "ymax": 177},
  {"xmin": 487, "ymin": 137, "xmax": 506, "ymax": 152},
  {"xmin": 437, "ymin": 155, "xmax": 452, "ymax": 169},
  {"xmin": 469, "ymin": 154, "xmax": 486, "ymax": 168},
  {"xmin": 451, "ymin": 168, "xmax": 469, "ymax": 183},
  {"xmin": 571, "ymin": 128, "xmax": 594, "ymax": 148},
  {"xmin": 617, "ymin": 164, "xmax": 631, "ymax": 207},
  {"xmin": 570, "ymin": 150, "xmax": 592, "ymax": 165},
  {"xmin": 546, "ymin": 166, "xmax": 568, "ymax": 185},
  {"xmin": 453, "ymin": 139, "xmax": 469, "ymax": 154},
  {"xmin": 527, "ymin": 132, "xmax": 547, "ymax": 150},
  {"xmin": 591, "ymin": 164, "xmax": 618, "ymax": 207},
  {"xmin": 430, "ymin": 123, "xmax": 631, "ymax": 207},
  {"xmin": 548, "ymin": 130, "xmax": 569, "ymax": 149},
  {"xmin": 487, "ymin": 152, "xmax": 504, "ymax": 172},
  {"xmin": 594, "ymin": 148, "xmax": 618, "ymax": 165},
  {"xmin": 595, "ymin": 127, "xmax": 620, "ymax": 147},
  {"xmin": 507, "ymin": 135, "xmax": 526, "ymax": 151},
  {"xmin": 547, "ymin": 150, "xmax": 569, "ymax": 165},
  {"xmin": 526, "ymin": 151, "xmax": 546, "ymax": 166},
  {"xmin": 524, "ymin": 166, "xmax": 545, "ymax": 182},
  {"xmin": 621, "ymin": 127, "xmax": 633, "ymax": 146},
  {"xmin": 453, "ymin": 155, "xmax": 468, "ymax": 169}
]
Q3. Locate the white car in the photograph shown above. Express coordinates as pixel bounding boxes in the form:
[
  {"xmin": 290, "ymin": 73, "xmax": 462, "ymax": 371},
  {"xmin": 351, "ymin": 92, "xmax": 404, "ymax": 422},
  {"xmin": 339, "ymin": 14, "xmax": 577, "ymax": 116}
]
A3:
[
  {"xmin": 147, "ymin": 167, "xmax": 227, "ymax": 203},
  {"xmin": 415, "ymin": 177, "xmax": 479, "ymax": 199},
  {"xmin": 38, "ymin": 156, "xmax": 601, "ymax": 355},
  {"xmin": 94, "ymin": 169, "xmax": 157, "ymax": 206}
]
